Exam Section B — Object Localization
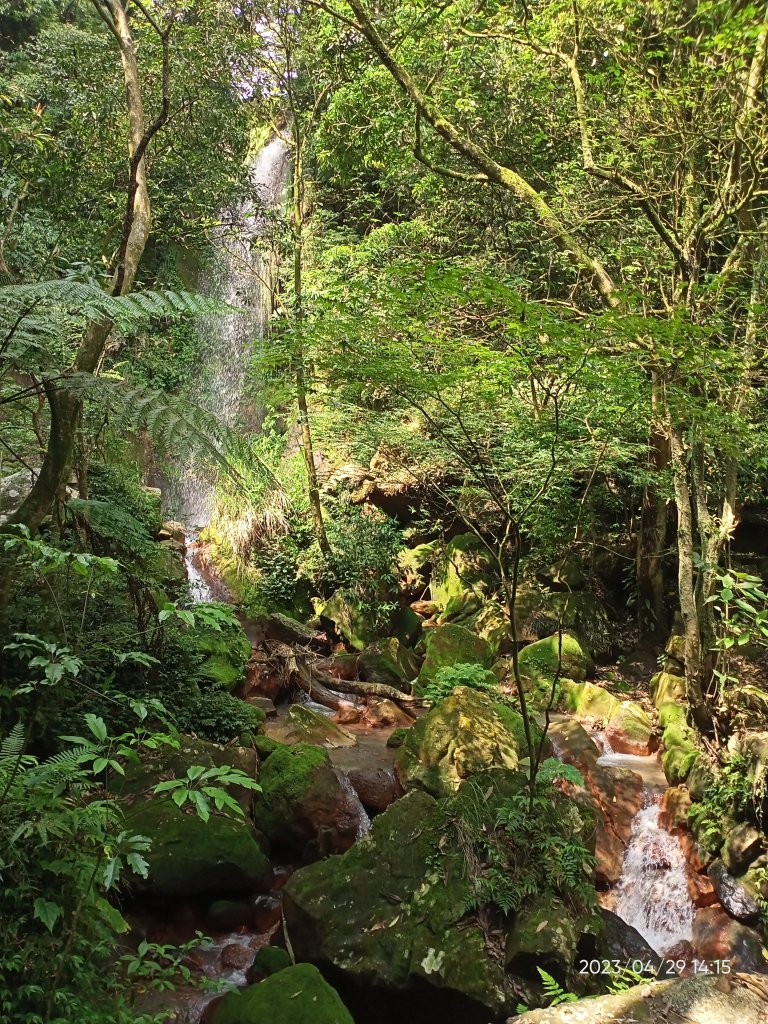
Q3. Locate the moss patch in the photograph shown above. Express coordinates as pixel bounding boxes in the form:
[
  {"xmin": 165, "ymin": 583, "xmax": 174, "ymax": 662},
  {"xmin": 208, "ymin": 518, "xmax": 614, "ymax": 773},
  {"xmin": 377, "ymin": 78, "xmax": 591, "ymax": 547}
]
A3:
[{"xmin": 212, "ymin": 964, "xmax": 354, "ymax": 1024}]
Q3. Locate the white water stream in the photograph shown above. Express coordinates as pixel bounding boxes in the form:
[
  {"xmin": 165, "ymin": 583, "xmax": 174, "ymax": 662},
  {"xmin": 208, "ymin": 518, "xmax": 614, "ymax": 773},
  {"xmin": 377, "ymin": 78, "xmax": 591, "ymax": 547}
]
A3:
[{"xmin": 597, "ymin": 740, "xmax": 695, "ymax": 954}]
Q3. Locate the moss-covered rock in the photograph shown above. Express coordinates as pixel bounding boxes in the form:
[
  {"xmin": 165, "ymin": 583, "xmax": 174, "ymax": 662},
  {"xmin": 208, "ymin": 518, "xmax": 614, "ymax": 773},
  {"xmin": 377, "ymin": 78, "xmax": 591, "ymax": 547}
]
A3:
[
  {"xmin": 519, "ymin": 632, "xmax": 592, "ymax": 684},
  {"xmin": 650, "ymin": 671, "xmax": 687, "ymax": 708},
  {"xmin": 283, "ymin": 775, "xmax": 596, "ymax": 1022},
  {"xmin": 431, "ymin": 533, "xmax": 496, "ymax": 610},
  {"xmin": 415, "ymin": 623, "xmax": 493, "ymax": 691},
  {"xmin": 605, "ymin": 702, "xmax": 658, "ymax": 756},
  {"xmin": 283, "ymin": 705, "xmax": 357, "ymax": 748},
  {"xmin": 561, "ymin": 681, "xmax": 620, "ymax": 723},
  {"xmin": 319, "ymin": 589, "xmax": 380, "ymax": 650},
  {"xmin": 253, "ymin": 742, "xmax": 367, "ymax": 856},
  {"xmin": 358, "ymin": 637, "xmax": 421, "ymax": 688},
  {"xmin": 212, "ymin": 963, "xmax": 354, "ymax": 1024},
  {"xmin": 395, "ymin": 686, "xmax": 532, "ymax": 797},
  {"xmin": 391, "ymin": 605, "xmax": 423, "ymax": 647},
  {"xmin": 125, "ymin": 798, "xmax": 272, "ymax": 897},
  {"xmin": 658, "ymin": 703, "xmax": 700, "ymax": 783}
]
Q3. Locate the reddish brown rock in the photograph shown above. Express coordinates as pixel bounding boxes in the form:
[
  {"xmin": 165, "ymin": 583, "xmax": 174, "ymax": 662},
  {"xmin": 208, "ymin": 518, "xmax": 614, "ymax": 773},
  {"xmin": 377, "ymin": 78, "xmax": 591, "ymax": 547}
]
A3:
[
  {"xmin": 242, "ymin": 653, "xmax": 284, "ymax": 703},
  {"xmin": 347, "ymin": 767, "xmax": 400, "ymax": 813},
  {"xmin": 605, "ymin": 703, "xmax": 659, "ymax": 757},
  {"xmin": 362, "ymin": 698, "xmax": 414, "ymax": 729},
  {"xmin": 549, "ymin": 719, "xmax": 645, "ymax": 885},
  {"xmin": 692, "ymin": 905, "xmax": 768, "ymax": 973},
  {"xmin": 662, "ymin": 940, "xmax": 696, "ymax": 976},
  {"xmin": 250, "ymin": 893, "xmax": 282, "ymax": 931},
  {"xmin": 219, "ymin": 943, "xmax": 253, "ymax": 971},
  {"xmin": 411, "ymin": 599, "xmax": 439, "ymax": 619},
  {"xmin": 660, "ymin": 786, "xmax": 693, "ymax": 831},
  {"xmin": 686, "ymin": 867, "xmax": 718, "ymax": 908},
  {"xmin": 316, "ymin": 652, "xmax": 359, "ymax": 681}
]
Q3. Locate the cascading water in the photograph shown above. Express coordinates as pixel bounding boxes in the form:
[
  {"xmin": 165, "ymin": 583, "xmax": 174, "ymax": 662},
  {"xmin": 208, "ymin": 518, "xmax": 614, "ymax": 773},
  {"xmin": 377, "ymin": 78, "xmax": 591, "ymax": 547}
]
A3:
[
  {"xmin": 611, "ymin": 800, "xmax": 696, "ymax": 953},
  {"xmin": 175, "ymin": 138, "xmax": 290, "ymax": 600}
]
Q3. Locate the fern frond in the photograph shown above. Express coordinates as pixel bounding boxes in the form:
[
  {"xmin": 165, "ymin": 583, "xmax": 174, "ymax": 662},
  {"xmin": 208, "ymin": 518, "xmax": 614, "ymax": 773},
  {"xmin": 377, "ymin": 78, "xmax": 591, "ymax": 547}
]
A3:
[{"xmin": 0, "ymin": 723, "xmax": 25, "ymax": 762}]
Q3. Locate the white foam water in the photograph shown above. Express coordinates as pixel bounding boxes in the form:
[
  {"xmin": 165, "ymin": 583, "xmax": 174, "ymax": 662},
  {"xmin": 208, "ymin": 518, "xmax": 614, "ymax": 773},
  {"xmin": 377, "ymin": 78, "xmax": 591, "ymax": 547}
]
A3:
[{"xmin": 612, "ymin": 800, "xmax": 695, "ymax": 953}]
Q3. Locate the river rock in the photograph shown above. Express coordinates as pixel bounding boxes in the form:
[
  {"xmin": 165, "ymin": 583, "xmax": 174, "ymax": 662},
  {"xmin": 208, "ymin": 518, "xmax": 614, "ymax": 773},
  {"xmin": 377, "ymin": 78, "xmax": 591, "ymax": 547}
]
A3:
[
  {"xmin": 605, "ymin": 702, "xmax": 658, "ymax": 756},
  {"xmin": 282, "ymin": 704, "xmax": 357, "ymax": 748},
  {"xmin": 414, "ymin": 623, "xmax": 493, "ymax": 690},
  {"xmin": 692, "ymin": 905, "xmax": 768, "ymax": 972},
  {"xmin": 252, "ymin": 742, "xmax": 368, "ymax": 858},
  {"xmin": 249, "ymin": 894, "xmax": 282, "ymax": 931},
  {"xmin": 283, "ymin": 776, "xmax": 596, "ymax": 1023},
  {"xmin": 219, "ymin": 944, "xmax": 253, "ymax": 972},
  {"xmin": 511, "ymin": 972, "xmax": 768, "ymax": 1023},
  {"xmin": 431, "ymin": 532, "xmax": 495, "ymax": 610},
  {"xmin": 707, "ymin": 859, "xmax": 762, "ymax": 923},
  {"xmin": 395, "ymin": 685, "xmax": 529, "ymax": 797},
  {"xmin": 212, "ymin": 963, "xmax": 354, "ymax": 1024},
  {"xmin": 722, "ymin": 822, "xmax": 764, "ymax": 876},
  {"xmin": 561, "ymin": 681, "xmax": 619, "ymax": 722},
  {"xmin": 347, "ymin": 766, "xmax": 400, "ymax": 812},
  {"xmin": 362, "ymin": 697, "xmax": 414, "ymax": 728},
  {"xmin": 548, "ymin": 719, "xmax": 645, "ymax": 885},
  {"xmin": 598, "ymin": 909, "xmax": 662, "ymax": 973}
]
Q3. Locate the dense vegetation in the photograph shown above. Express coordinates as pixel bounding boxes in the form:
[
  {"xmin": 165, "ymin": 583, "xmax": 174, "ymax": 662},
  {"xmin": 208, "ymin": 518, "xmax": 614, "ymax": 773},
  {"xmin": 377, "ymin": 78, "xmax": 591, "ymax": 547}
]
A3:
[{"xmin": 1, "ymin": 1, "xmax": 768, "ymax": 1022}]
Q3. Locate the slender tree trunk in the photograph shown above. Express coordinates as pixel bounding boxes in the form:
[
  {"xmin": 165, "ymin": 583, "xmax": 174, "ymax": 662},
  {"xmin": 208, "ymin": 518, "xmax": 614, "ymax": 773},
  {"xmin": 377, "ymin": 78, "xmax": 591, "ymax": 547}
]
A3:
[
  {"xmin": 636, "ymin": 380, "xmax": 669, "ymax": 635},
  {"xmin": 291, "ymin": 124, "xmax": 330, "ymax": 556}
]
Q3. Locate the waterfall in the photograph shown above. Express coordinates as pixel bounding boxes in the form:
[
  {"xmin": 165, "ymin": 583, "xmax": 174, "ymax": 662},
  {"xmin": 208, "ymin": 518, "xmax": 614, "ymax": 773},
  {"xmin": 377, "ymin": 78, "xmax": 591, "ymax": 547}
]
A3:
[{"xmin": 174, "ymin": 138, "xmax": 290, "ymax": 600}]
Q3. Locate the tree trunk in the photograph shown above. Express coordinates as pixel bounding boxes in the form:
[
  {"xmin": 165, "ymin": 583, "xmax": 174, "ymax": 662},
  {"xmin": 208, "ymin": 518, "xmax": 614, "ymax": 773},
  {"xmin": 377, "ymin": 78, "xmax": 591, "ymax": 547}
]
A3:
[{"xmin": 636, "ymin": 380, "xmax": 670, "ymax": 636}]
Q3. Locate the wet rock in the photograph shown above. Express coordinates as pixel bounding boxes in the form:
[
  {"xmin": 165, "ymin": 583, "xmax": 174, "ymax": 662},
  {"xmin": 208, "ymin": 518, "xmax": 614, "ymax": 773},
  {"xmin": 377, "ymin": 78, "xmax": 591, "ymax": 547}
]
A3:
[
  {"xmin": 283, "ymin": 704, "xmax": 357, "ymax": 748},
  {"xmin": 548, "ymin": 720, "xmax": 645, "ymax": 886},
  {"xmin": 249, "ymin": 894, "xmax": 282, "ymax": 931},
  {"xmin": 245, "ymin": 945, "xmax": 292, "ymax": 983},
  {"xmin": 386, "ymin": 726, "xmax": 409, "ymax": 748},
  {"xmin": 245, "ymin": 695, "xmax": 276, "ymax": 717},
  {"xmin": 283, "ymin": 776, "xmax": 596, "ymax": 1022},
  {"xmin": 347, "ymin": 766, "xmax": 400, "ymax": 813},
  {"xmin": 598, "ymin": 908, "xmax": 662, "ymax": 973},
  {"xmin": 212, "ymin": 963, "xmax": 354, "ymax": 1024},
  {"xmin": 415, "ymin": 623, "xmax": 493, "ymax": 691},
  {"xmin": 316, "ymin": 651, "xmax": 358, "ymax": 680},
  {"xmin": 395, "ymin": 686, "xmax": 528, "ymax": 798},
  {"xmin": 686, "ymin": 868, "xmax": 717, "ymax": 909},
  {"xmin": 707, "ymin": 859, "xmax": 761, "ymax": 923},
  {"xmin": 511, "ymin": 972, "xmax": 768, "ymax": 1023},
  {"xmin": 207, "ymin": 899, "xmax": 252, "ymax": 932},
  {"xmin": 253, "ymin": 742, "xmax": 368, "ymax": 858},
  {"xmin": 661, "ymin": 939, "xmax": 696, "ymax": 975},
  {"xmin": 605, "ymin": 703, "xmax": 658, "ymax": 756},
  {"xmin": 692, "ymin": 905, "xmax": 768, "ymax": 972},
  {"xmin": 722, "ymin": 822, "xmax": 764, "ymax": 876},
  {"xmin": 219, "ymin": 944, "xmax": 253, "ymax": 972},
  {"xmin": 362, "ymin": 697, "xmax": 414, "ymax": 728},
  {"xmin": 660, "ymin": 786, "xmax": 692, "ymax": 831}
]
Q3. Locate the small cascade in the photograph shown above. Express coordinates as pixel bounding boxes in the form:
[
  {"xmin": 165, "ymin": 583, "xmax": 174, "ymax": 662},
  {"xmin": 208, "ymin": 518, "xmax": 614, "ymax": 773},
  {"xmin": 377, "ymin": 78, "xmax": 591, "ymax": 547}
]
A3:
[
  {"xmin": 337, "ymin": 771, "xmax": 372, "ymax": 839},
  {"xmin": 612, "ymin": 799, "xmax": 695, "ymax": 954}
]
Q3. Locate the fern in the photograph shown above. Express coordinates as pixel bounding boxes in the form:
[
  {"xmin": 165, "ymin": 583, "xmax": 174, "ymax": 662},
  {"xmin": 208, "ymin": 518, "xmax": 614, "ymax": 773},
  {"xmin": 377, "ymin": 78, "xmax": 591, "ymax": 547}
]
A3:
[
  {"xmin": 0, "ymin": 723, "xmax": 25, "ymax": 762},
  {"xmin": 68, "ymin": 498, "xmax": 154, "ymax": 558}
]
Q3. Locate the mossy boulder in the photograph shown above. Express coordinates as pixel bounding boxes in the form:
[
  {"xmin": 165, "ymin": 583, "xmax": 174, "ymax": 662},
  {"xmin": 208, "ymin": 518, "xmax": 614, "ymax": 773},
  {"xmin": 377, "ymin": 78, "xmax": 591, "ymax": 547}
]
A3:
[
  {"xmin": 319, "ymin": 588, "xmax": 380, "ymax": 650},
  {"xmin": 391, "ymin": 605, "xmax": 423, "ymax": 647},
  {"xmin": 395, "ymin": 686, "xmax": 533, "ymax": 797},
  {"xmin": 212, "ymin": 963, "xmax": 354, "ymax": 1024},
  {"xmin": 605, "ymin": 702, "xmax": 657, "ymax": 756},
  {"xmin": 431, "ymin": 533, "xmax": 496, "ymax": 610},
  {"xmin": 283, "ymin": 705, "xmax": 357, "ymax": 748},
  {"xmin": 415, "ymin": 623, "xmax": 493, "ymax": 691},
  {"xmin": 518, "ymin": 633, "xmax": 593, "ymax": 709},
  {"xmin": 125, "ymin": 798, "xmax": 272, "ymax": 897},
  {"xmin": 358, "ymin": 637, "xmax": 421, "ymax": 688},
  {"xmin": 650, "ymin": 671, "xmax": 687, "ymax": 708},
  {"xmin": 252, "ymin": 742, "xmax": 368, "ymax": 857},
  {"xmin": 658, "ymin": 703, "xmax": 700, "ymax": 783},
  {"xmin": 561, "ymin": 681, "xmax": 620, "ymax": 723},
  {"xmin": 540, "ymin": 592, "xmax": 612, "ymax": 661},
  {"xmin": 283, "ymin": 774, "xmax": 596, "ymax": 1022}
]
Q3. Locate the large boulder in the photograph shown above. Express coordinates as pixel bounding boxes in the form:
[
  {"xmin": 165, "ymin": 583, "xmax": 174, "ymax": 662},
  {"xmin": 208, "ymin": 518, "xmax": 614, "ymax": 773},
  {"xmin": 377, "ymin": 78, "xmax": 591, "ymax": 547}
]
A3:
[
  {"xmin": 283, "ymin": 775, "xmax": 597, "ymax": 1023},
  {"xmin": 282, "ymin": 705, "xmax": 357, "ymax": 748},
  {"xmin": 707, "ymin": 859, "xmax": 761, "ymax": 924},
  {"xmin": 211, "ymin": 963, "xmax": 354, "ymax": 1024},
  {"xmin": 125, "ymin": 798, "xmax": 272, "ymax": 898},
  {"xmin": 431, "ymin": 533, "xmax": 496, "ymax": 611},
  {"xmin": 319, "ymin": 589, "xmax": 380, "ymax": 650},
  {"xmin": 395, "ymin": 686, "xmax": 529, "ymax": 797},
  {"xmin": 252, "ymin": 742, "xmax": 368, "ymax": 857},
  {"xmin": 692, "ymin": 906, "xmax": 768, "ymax": 973},
  {"xmin": 518, "ymin": 633, "xmax": 593, "ymax": 708},
  {"xmin": 511, "ymin": 972, "xmax": 768, "ymax": 1024},
  {"xmin": 658, "ymin": 703, "xmax": 700, "ymax": 784},
  {"xmin": 358, "ymin": 637, "xmax": 420, "ymax": 689},
  {"xmin": 605, "ymin": 702, "xmax": 658, "ymax": 756},
  {"xmin": 561, "ymin": 681, "xmax": 620, "ymax": 723},
  {"xmin": 415, "ymin": 623, "xmax": 493, "ymax": 691}
]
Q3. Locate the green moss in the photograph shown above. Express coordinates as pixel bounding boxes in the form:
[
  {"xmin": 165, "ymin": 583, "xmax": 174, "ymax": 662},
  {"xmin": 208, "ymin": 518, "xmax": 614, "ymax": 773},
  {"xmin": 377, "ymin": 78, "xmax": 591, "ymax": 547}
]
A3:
[
  {"xmin": 519, "ymin": 632, "xmax": 592, "ymax": 684},
  {"xmin": 386, "ymin": 727, "xmax": 409, "ymax": 749},
  {"xmin": 431, "ymin": 533, "xmax": 496, "ymax": 610},
  {"xmin": 657, "ymin": 702, "xmax": 700, "ymax": 784},
  {"xmin": 415, "ymin": 624, "xmax": 493, "ymax": 691},
  {"xmin": 212, "ymin": 964, "xmax": 354, "ymax": 1024},
  {"xmin": 358, "ymin": 637, "xmax": 421, "ymax": 686},
  {"xmin": 561, "ymin": 680, "xmax": 619, "ymax": 721},
  {"xmin": 125, "ymin": 799, "xmax": 272, "ymax": 897},
  {"xmin": 254, "ymin": 735, "xmax": 280, "ymax": 760},
  {"xmin": 650, "ymin": 671, "xmax": 687, "ymax": 708},
  {"xmin": 249, "ymin": 946, "xmax": 292, "ymax": 978}
]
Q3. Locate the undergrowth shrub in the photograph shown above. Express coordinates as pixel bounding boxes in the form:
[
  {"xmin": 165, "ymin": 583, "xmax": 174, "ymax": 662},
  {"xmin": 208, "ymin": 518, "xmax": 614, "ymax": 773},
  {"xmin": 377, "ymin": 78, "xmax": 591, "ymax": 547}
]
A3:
[
  {"xmin": 423, "ymin": 662, "xmax": 498, "ymax": 704},
  {"xmin": 174, "ymin": 690, "xmax": 265, "ymax": 744}
]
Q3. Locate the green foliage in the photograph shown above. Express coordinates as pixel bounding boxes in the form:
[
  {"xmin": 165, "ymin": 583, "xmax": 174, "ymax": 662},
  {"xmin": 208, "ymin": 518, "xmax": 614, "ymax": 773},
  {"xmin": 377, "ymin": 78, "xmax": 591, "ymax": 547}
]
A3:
[
  {"xmin": 174, "ymin": 690, "xmax": 265, "ymax": 745},
  {"xmin": 153, "ymin": 764, "xmax": 261, "ymax": 823},
  {"xmin": 689, "ymin": 752, "xmax": 753, "ymax": 854},
  {"xmin": 448, "ymin": 765, "xmax": 595, "ymax": 919},
  {"xmin": 423, "ymin": 661, "xmax": 498, "ymax": 704}
]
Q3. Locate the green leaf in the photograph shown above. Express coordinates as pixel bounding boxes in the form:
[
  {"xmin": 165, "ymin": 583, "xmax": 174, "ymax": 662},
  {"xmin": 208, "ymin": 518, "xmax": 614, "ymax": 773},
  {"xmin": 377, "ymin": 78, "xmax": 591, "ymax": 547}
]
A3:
[
  {"xmin": 33, "ymin": 898, "xmax": 61, "ymax": 933},
  {"xmin": 85, "ymin": 714, "xmax": 108, "ymax": 742}
]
